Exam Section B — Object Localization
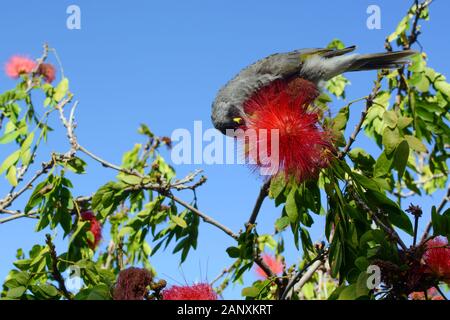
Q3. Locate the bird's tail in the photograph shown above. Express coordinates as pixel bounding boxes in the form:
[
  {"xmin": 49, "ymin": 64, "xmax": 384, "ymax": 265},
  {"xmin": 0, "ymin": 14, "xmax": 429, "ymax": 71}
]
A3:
[
  {"xmin": 347, "ymin": 50, "xmax": 417, "ymax": 72},
  {"xmin": 311, "ymin": 46, "xmax": 418, "ymax": 81}
]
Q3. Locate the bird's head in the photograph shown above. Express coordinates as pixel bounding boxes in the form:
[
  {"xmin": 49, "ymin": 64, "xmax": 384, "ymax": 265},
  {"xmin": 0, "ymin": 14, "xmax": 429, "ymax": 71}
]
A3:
[{"xmin": 211, "ymin": 100, "xmax": 245, "ymax": 135}]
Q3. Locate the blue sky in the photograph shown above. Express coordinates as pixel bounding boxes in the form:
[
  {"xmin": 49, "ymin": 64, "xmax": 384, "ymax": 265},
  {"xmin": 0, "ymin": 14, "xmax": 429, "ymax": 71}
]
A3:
[{"xmin": 0, "ymin": 1, "xmax": 449, "ymax": 299}]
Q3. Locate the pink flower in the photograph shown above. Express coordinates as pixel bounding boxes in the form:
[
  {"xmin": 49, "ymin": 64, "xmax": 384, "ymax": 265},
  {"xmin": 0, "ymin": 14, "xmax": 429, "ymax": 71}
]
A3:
[
  {"xmin": 423, "ymin": 236, "xmax": 450, "ymax": 283},
  {"xmin": 80, "ymin": 211, "xmax": 102, "ymax": 249},
  {"xmin": 240, "ymin": 78, "xmax": 334, "ymax": 182},
  {"xmin": 37, "ymin": 63, "xmax": 56, "ymax": 83},
  {"xmin": 254, "ymin": 253, "xmax": 284, "ymax": 279},
  {"xmin": 408, "ymin": 287, "xmax": 443, "ymax": 300},
  {"xmin": 162, "ymin": 283, "xmax": 218, "ymax": 300},
  {"xmin": 5, "ymin": 55, "xmax": 36, "ymax": 78}
]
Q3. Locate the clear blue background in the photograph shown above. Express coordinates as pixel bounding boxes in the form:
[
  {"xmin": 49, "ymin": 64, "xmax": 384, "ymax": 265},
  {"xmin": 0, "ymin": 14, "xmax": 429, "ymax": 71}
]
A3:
[{"xmin": 0, "ymin": 0, "xmax": 449, "ymax": 299}]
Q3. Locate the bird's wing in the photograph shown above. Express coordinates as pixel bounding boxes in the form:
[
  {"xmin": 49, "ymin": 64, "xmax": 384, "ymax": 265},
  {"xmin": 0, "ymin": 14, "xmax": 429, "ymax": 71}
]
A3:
[{"xmin": 252, "ymin": 46, "xmax": 357, "ymax": 78}]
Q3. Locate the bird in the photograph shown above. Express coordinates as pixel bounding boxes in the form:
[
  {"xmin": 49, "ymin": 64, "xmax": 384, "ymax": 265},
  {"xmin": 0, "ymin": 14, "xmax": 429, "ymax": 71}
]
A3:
[{"xmin": 211, "ymin": 46, "xmax": 416, "ymax": 135}]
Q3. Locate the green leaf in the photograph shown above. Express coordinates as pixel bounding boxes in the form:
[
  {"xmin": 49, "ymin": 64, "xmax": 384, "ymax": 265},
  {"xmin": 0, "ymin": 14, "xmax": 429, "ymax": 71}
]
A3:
[
  {"xmin": 393, "ymin": 140, "xmax": 409, "ymax": 177},
  {"xmin": 383, "ymin": 110, "xmax": 398, "ymax": 129},
  {"xmin": 118, "ymin": 226, "xmax": 134, "ymax": 238},
  {"xmin": 75, "ymin": 284, "xmax": 111, "ymax": 300},
  {"xmin": 382, "ymin": 127, "xmax": 401, "ymax": 155},
  {"xmin": 397, "ymin": 116, "xmax": 413, "ymax": 130},
  {"xmin": 332, "ymin": 105, "xmax": 349, "ymax": 131},
  {"xmin": 21, "ymin": 132, "xmax": 34, "ymax": 151},
  {"xmin": 373, "ymin": 151, "xmax": 394, "ymax": 178},
  {"xmin": 435, "ymin": 79, "xmax": 450, "ymax": 98},
  {"xmin": 242, "ymin": 286, "xmax": 260, "ymax": 298},
  {"xmin": 269, "ymin": 174, "xmax": 285, "ymax": 199},
  {"xmin": 356, "ymin": 272, "xmax": 370, "ymax": 297},
  {"xmin": 38, "ymin": 284, "xmax": 59, "ymax": 297},
  {"xmin": 405, "ymin": 135, "xmax": 427, "ymax": 153},
  {"xmin": 387, "ymin": 16, "xmax": 410, "ymax": 42},
  {"xmin": 226, "ymin": 246, "xmax": 240, "ymax": 258},
  {"xmin": 0, "ymin": 129, "xmax": 23, "ymax": 144},
  {"xmin": 285, "ymin": 188, "xmax": 298, "ymax": 223},
  {"xmin": 6, "ymin": 286, "xmax": 27, "ymax": 299},
  {"xmin": 6, "ymin": 166, "xmax": 18, "ymax": 186},
  {"xmin": 0, "ymin": 149, "xmax": 21, "ymax": 174},
  {"xmin": 355, "ymin": 257, "xmax": 369, "ymax": 271},
  {"xmin": 170, "ymin": 215, "xmax": 187, "ymax": 228},
  {"xmin": 338, "ymin": 284, "xmax": 357, "ymax": 300},
  {"xmin": 275, "ymin": 216, "xmax": 290, "ymax": 232},
  {"xmin": 65, "ymin": 157, "xmax": 87, "ymax": 174},
  {"xmin": 53, "ymin": 78, "xmax": 69, "ymax": 102},
  {"xmin": 118, "ymin": 174, "xmax": 142, "ymax": 185}
]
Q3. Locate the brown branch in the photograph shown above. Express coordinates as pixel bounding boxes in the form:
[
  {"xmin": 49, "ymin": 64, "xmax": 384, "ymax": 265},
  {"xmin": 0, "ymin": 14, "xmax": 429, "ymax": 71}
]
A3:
[
  {"xmin": 338, "ymin": 74, "xmax": 383, "ymax": 159},
  {"xmin": 254, "ymin": 253, "xmax": 282, "ymax": 288},
  {"xmin": 246, "ymin": 179, "xmax": 271, "ymax": 230},
  {"xmin": 420, "ymin": 183, "xmax": 450, "ymax": 243},
  {"xmin": 353, "ymin": 191, "xmax": 408, "ymax": 251},
  {"xmin": 281, "ymin": 250, "xmax": 328, "ymax": 300},
  {"xmin": 165, "ymin": 192, "xmax": 238, "ymax": 240},
  {"xmin": 78, "ymin": 144, "xmax": 143, "ymax": 177},
  {"xmin": 0, "ymin": 158, "xmax": 55, "ymax": 213},
  {"xmin": 45, "ymin": 234, "xmax": 73, "ymax": 300}
]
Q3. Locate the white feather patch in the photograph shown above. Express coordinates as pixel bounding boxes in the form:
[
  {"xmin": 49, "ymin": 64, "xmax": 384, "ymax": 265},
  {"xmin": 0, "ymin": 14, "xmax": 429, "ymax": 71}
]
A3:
[{"xmin": 301, "ymin": 54, "xmax": 357, "ymax": 81}]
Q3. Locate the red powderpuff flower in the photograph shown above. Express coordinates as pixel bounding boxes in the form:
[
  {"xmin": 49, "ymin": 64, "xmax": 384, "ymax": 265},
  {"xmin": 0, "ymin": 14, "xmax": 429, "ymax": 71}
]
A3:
[
  {"xmin": 5, "ymin": 56, "xmax": 36, "ymax": 78},
  {"xmin": 408, "ymin": 287, "xmax": 441, "ymax": 300},
  {"xmin": 254, "ymin": 253, "xmax": 284, "ymax": 279},
  {"xmin": 162, "ymin": 283, "xmax": 218, "ymax": 300},
  {"xmin": 113, "ymin": 267, "xmax": 153, "ymax": 300},
  {"xmin": 239, "ymin": 78, "xmax": 334, "ymax": 182},
  {"xmin": 423, "ymin": 236, "xmax": 450, "ymax": 283},
  {"xmin": 37, "ymin": 63, "xmax": 56, "ymax": 83},
  {"xmin": 80, "ymin": 211, "xmax": 102, "ymax": 249}
]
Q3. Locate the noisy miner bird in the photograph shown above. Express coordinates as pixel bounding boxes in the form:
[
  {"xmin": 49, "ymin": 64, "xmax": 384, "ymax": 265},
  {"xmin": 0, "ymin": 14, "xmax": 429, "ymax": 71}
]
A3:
[{"xmin": 211, "ymin": 46, "xmax": 416, "ymax": 134}]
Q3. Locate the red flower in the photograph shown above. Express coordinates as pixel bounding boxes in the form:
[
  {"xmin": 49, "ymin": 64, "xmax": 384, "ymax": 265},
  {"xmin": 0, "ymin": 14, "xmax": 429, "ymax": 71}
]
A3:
[
  {"xmin": 408, "ymin": 287, "xmax": 443, "ymax": 300},
  {"xmin": 162, "ymin": 283, "xmax": 218, "ymax": 300},
  {"xmin": 37, "ymin": 63, "xmax": 56, "ymax": 83},
  {"xmin": 239, "ymin": 78, "xmax": 334, "ymax": 182},
  {"xmin": 254, "ymin": 253, "xmax": 284, "ymax": 279},
  {"xmin": 5, "ymin": 56, "xmax": 36, "ymax": 78},
  {"xmin": 423, "ymin": 236, "xmax": 450, "ymax": 283},
  {"xmin": 80, "ymin": 211, "xmax": 102, "ymax": 249},
  {"xmin": 113, "ymin": 267, "xmax": 153, "ymax": 300}
]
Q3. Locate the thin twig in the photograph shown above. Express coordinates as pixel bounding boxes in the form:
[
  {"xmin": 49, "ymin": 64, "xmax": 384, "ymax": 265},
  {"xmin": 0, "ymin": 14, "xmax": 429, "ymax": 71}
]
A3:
[
  {"xmin": 246, "ymin": 179, "xmax": 271, "ymax": 230},
  {"xmin": 420, "ymin": 183, "xmax": 450, "ymax": 243},
  {"xmin": 45, "ymin": 234, "xmax": 73, "ymax": 300},
  {"xmin": 338, "ymin": 74, "xmax": 383, "ymax": 159},
  {"xmin": 281, "ymin": 250, "xmax": 327, "ymax": 300},
  {"xmin": 353, "ymin": 191, "xmax": 408, "ymax": 251},
  {"xmin": 165, "ymin": 192, "xmax": 239, "ymax": 240},
  {"xmin": 0, "ymin": 211, "xmax": 39, "ymax": 224}
]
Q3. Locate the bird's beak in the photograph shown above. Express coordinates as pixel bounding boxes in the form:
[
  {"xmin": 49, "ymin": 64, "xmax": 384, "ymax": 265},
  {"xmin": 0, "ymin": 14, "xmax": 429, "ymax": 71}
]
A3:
[{"xmin": 233, "ymin": 117, "xmax": 243, "ymax": 125}]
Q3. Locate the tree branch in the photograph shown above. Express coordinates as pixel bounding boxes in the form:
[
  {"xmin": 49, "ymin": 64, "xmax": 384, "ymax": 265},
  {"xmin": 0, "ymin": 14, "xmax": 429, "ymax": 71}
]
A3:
[
  {"xmin": 281, "ymin": 250, "xmax": 328, "ymax": 300},
  {"xmin": 45, "ymin": 234, "xmax": 73, "ymax": 300},
  {"xmin": 165, "ymin": 192, "xmax": 239, "ymax": 240},
  {"xmin": 246, "ymin": 179, "xmax": 271, "ymax": 230},
  {"xmin": 420, "ymin": 183, "xmax": 450, "ymax": 243},
  {"xmin": 338, "ymin": 74, "xmax": 383, "ymax": 159}
]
